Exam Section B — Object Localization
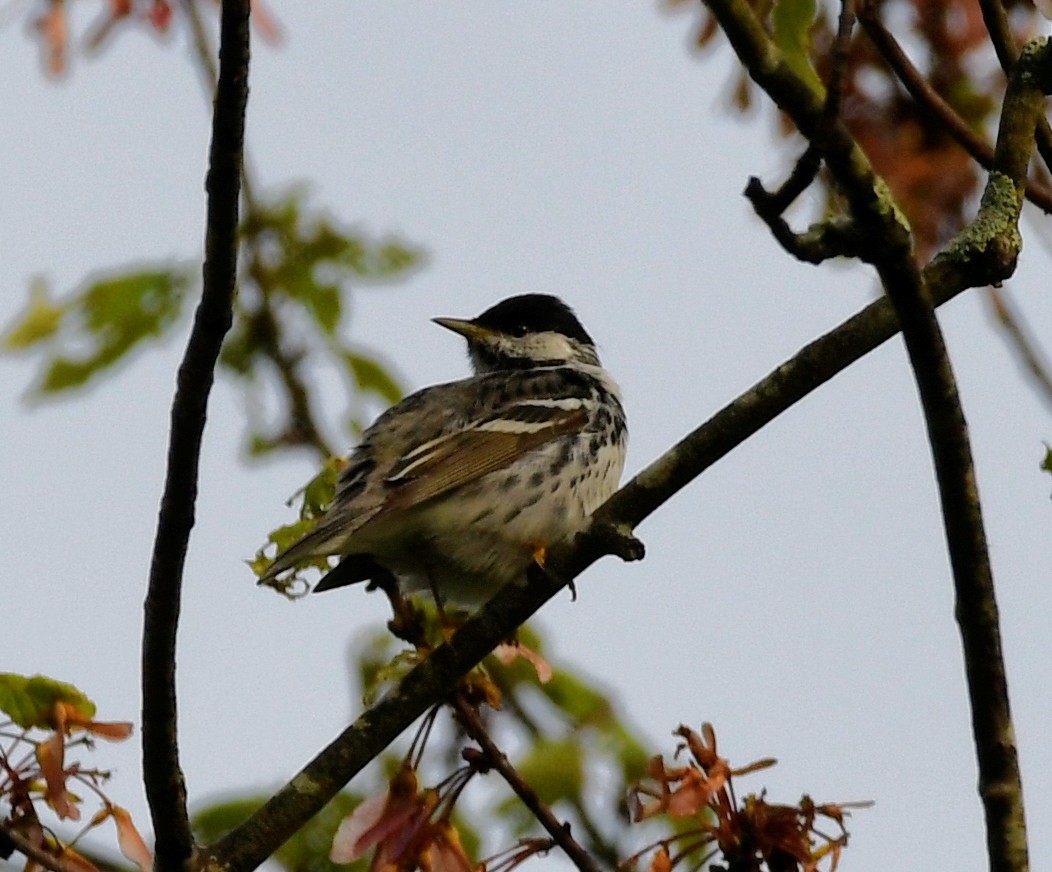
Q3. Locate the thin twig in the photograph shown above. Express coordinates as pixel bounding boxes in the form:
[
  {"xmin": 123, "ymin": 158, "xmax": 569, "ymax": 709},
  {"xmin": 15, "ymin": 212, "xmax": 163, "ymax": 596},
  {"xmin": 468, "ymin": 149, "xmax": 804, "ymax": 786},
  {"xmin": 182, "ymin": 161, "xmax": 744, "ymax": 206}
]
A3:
[
  {"xmin": 975, "ymin": 0, "xmax": 1052, "ymax": 173},
  {"xmin": 858, "ymin": 10, "xmax": 1052, "ymax": 213},
  {"xmin": 452, "ymin": 696, "xmax": 601, "ymax": 872},
  {"xmin": 860, "ymin": 10, "xmax": 992, "ymax": 161},
  {"xmin": 988, "ymin": 287, "xmax": 1052, "ymax": 413},
  {"xmin": 743, "ymin": 0, "xmax": 857, "ymax": 246},
  {"xmin": 179, "ymin": 0, "xmax": 258, "ymax": 211},
  {"xmin": 491, "ymin": 672, "xmax": 638, "ymax": 867},
  {"xmin": 141, "ymin": 1, "xmax": 250, "ymax": 870},
  {"xmin": 242, "ymin": 257, "xmax": 337, "ymax": 459},
  {"xmin": 824, "ymin": 0, "xmax": 855, "ymax": 123},
  {"xmin": 0, "ymin": 825, "xmax": 97, "ymax": 872}
]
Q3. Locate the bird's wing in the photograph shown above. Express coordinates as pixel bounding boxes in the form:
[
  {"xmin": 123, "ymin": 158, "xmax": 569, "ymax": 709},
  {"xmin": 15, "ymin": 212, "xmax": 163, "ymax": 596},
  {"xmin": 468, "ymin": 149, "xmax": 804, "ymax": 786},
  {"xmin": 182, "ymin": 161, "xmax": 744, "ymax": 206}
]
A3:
[
  {"xmin": 373, "ymin": 399, "xmax": 589, "ymax": 516},
  {"xmin": 260, "ymin": 369, "xmax": 594, "ymax": 584}
]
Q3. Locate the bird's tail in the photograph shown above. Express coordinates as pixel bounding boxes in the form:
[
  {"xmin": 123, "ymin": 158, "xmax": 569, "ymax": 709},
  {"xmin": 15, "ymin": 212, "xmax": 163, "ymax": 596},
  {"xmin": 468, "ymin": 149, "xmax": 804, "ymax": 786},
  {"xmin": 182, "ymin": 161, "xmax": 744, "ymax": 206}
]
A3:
[{"xmin": 256, "ymin": 520, "xmax": 349, "ymax": 587}]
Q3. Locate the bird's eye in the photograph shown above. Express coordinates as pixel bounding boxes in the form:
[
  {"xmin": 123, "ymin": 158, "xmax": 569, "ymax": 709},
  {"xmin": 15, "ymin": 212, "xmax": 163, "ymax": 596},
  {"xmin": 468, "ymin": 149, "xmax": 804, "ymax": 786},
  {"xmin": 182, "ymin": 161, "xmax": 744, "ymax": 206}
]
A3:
[{"xmin": 511, "ymin": 324, "xmax": 529, "ymax": 338}]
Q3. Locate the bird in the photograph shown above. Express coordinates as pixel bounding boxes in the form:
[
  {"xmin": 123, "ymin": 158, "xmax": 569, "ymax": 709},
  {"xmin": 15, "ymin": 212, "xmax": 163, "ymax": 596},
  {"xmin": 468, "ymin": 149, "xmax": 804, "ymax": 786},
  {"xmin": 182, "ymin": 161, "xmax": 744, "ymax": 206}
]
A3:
[{"xmin": 256, "ymin": 293, "xmax": 627, "ymax": 608}]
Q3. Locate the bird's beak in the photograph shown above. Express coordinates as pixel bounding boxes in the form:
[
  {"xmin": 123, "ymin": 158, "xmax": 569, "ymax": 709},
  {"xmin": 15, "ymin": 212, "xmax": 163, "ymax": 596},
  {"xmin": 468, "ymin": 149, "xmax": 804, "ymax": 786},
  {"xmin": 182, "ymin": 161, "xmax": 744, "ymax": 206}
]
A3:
[{"xmin": 432, "ymin": 317, "xmax": 496, "ymax": 343}]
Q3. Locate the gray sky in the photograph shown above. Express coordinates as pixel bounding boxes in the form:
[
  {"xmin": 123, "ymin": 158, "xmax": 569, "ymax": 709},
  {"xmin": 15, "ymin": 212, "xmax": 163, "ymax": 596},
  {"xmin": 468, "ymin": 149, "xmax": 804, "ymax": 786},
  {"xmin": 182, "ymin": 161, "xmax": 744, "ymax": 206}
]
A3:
[{"xmin": 2, "ymin": 4, "xmax": 1051, "ymax": 870}]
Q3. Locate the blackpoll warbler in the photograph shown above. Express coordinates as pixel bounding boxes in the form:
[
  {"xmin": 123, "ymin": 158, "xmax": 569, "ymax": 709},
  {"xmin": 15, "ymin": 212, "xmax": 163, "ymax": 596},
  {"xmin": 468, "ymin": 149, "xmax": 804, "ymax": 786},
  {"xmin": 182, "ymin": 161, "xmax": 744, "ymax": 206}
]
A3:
[{"xmin": 258, "ymin": 294, "xmax": 627, "ymax": 606}]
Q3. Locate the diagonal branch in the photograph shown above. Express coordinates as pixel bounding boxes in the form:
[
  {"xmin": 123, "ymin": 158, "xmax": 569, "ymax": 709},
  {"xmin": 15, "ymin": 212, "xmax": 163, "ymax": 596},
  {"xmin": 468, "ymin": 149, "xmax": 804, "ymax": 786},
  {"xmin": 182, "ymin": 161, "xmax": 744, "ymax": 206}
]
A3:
[
  {"xmin": 200, "ymin": 271, "xmax": 973, "ymax": 872},
  {"xmin": 988, "ymin": 287, "xmax": 1052, "ymax": 412},
  {"xmin": 141, "ymin": 2, "xmax": 250, "ymax": 870}
]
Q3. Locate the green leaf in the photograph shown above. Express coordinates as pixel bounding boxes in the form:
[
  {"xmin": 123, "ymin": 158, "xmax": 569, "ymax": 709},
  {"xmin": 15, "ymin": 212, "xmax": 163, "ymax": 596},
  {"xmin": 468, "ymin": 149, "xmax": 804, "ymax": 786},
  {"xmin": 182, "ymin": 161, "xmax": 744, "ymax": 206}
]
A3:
[
  {"xmin": 250, "ymin": 459, "xmax": 346, "ymax": 587},
  {"xmin": 1041, "ymin": 444, "xmax": 1052, "ymax": 474},
  {"xmin": 540, "ymin": 670, "xmax": 615, "ymax": 728},
  {"xmin": 20, "ymin": 267, "xmax": 192, "ymax": 395},
  {"xmin": 373, "ymin": 243, "xmax": 422, "ymax": 277},
  {"xmin": 219, "ymin": 325, "xmax": 256, "ymax": 377},
  {"xmin": 191, "ymin": 797, "xmax": 265, "ymax": 844},
  {"xmin": 297, "ymin": 457, "xmax": 344, "ymax": 520},
  {"xmin": 612, "ymin": 724, "xmax": 650, "ymax": 782},
  {"xmin": 0, "ymin": 673, "xmax": 96, "ymax": 729},
  {"xmin": 514, "ymin": 738, "xmax": 584, "ymax": 805},
  {"xmin": 772, "ymin": 0, "xmax": 825, "ymax": 98},
  {"xmin": 304, "ymin": 283, "xmax": 342, "ymax": 335},
  {"xmin": 342, "ymin": 350, "xmax": 402, "ymax": 406},
  {"xmin": 448, "ymin": 811, "xmax": 481, "ymax": 865},
  {"xmin": 1, "ymin": 280, "xmax": 64, "ymax": 350}
]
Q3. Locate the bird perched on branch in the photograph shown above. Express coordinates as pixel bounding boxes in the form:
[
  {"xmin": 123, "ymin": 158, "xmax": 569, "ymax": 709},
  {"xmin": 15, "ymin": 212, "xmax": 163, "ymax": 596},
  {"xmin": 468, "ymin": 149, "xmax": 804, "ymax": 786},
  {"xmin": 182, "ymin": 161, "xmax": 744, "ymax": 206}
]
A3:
[{"xmin": 257, "ymin": 294, "xmax": 627, "ymax": 608}]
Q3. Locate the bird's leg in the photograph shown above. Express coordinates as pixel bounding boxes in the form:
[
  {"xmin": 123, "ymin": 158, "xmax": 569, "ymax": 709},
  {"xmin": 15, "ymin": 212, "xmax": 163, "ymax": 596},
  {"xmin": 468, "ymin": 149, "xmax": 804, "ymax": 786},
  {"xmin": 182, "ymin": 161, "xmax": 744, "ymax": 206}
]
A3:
[
  {"xmin": 372, "ymin": 568, "xmax": 426, "ymax": 648},
  {"xmin": 423, "ymin": 567, "xmax": 460, "ymax": 638},
  {"xmin": 529, "ymin": 539, "xmax": 576, "ymax": 600}
]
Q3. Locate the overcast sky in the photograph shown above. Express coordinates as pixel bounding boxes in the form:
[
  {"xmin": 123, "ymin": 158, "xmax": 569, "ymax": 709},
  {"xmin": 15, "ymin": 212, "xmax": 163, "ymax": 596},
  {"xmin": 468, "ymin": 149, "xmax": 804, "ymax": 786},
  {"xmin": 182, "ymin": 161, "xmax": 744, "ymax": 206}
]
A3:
[{"xmin": 2, "ymin": 4, "xmax": 1051, "ymax": 871}]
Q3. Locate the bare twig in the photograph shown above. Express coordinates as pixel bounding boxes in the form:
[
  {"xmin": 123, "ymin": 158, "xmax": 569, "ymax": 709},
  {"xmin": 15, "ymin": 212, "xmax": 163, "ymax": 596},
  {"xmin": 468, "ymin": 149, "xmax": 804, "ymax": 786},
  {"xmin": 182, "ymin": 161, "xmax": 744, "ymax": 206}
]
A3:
[
  {"xmin": 974, "ymin": 0, "xmax": 1052, "ymax": 173},
  {"xmin": 242, "ymin": 259, "xmax": 337, "ymax": 459},
  {"xmin": 858, "ymin": 9, "xmax": 1052, "ymax": 213},
  {"xmin": 0, "ymin": 826, "xmax": 93, "ymax": 872},
  {"xmin": 988, "ymin": 287, "xmax": 1052, "ymax": 413},
  {"xmin": 141, "ymin": 2, "xmax": 250, "ymax": 870},
  {"xmin": 179, "ymin": 0, "xmax": 258, "ymax": 211},
  {"xmin": 491, "ymin": 678, "xmax": 624, "ymax": 868},
  {"xmin": 452, "ymin": 696, "xmax": 601, "ymax": 872},
  {"xmin": 743, "ymin": 0, "xmax": 864, "ymax": 260},
  {"xmin": 741, "ymin": 186, "xmax": 870, "ymax": 262},
  {"xmin": 824, "ymin": 0, "xmax": 856, "ymax": 123}
]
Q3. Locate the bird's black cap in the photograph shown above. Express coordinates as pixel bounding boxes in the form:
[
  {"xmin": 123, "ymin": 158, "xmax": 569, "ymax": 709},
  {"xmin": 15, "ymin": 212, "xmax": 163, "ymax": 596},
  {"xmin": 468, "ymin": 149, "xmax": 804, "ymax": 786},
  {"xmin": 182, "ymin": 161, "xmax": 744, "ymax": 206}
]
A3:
[{"xmin": 473, "ymin": 294, "xmax": 594, "ymax": 346}]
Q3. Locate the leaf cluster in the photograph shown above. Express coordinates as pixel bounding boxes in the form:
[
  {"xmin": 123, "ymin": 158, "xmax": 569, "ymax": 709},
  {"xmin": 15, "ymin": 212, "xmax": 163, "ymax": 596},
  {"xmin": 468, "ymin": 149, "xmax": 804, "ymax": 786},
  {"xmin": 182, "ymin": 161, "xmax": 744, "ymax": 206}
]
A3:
[
  {"xmin": 2, "ymin": 189, "xmax": 422, "ymax": 460},
  {"xmin": 2, "ymin": 271, "xmax": 191, "ymax": 396},
  {"xmin": 0, "ymin": 674, "xmax": 149, "ymax": 872}
]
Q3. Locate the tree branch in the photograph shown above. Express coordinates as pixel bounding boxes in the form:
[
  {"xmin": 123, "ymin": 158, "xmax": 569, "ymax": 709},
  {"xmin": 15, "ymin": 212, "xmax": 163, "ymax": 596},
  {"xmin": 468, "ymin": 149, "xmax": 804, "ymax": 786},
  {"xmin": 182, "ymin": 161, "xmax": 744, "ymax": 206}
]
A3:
[
  {"xmin": 696, "ymin": 0, "xmax": 1048, "ymax": 866},
  {"xmin": 987, "ymin": 287, "xmax": 1052, "ymax": 413},
  {"xmin": 200, "ymin": 263, "xmax": 976, "ymax": 872},
  {"xmin": 141, "ymin": 2, "xmax": 250, "ymax": 870},
  {"xmin": 452, "ymin": 697, "xmax": 601, "ymax": 872},
  {"xmin": 924, "ymin": 38, "xmax": 1052, "ymax": 295},
  {"xmin": 874, "ymin": 222, "xmax": 1030, "ymax": 872}
]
